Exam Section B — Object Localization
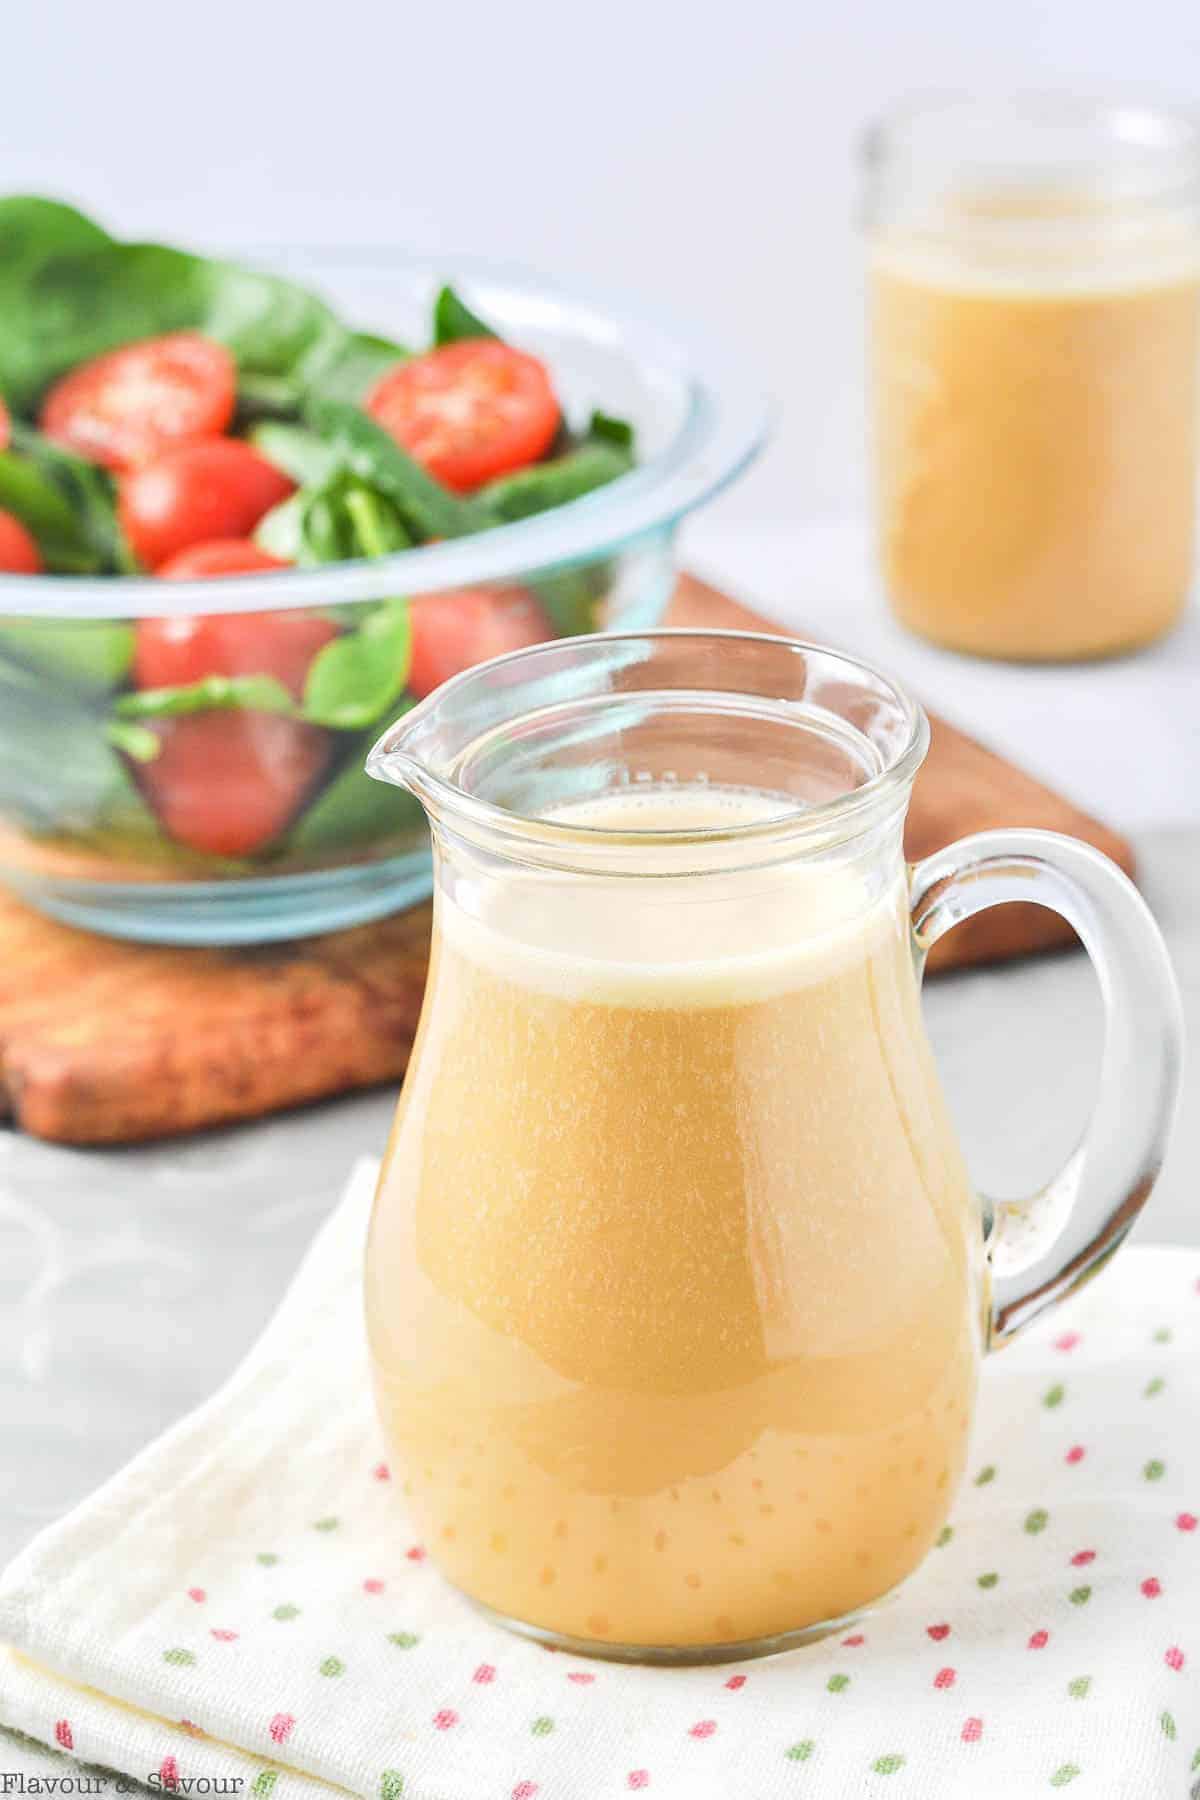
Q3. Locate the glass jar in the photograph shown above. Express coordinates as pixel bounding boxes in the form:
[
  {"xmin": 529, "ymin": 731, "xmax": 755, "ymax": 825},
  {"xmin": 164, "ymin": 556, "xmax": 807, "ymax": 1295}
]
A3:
[{"xmin": 864, "ymin": 95, "xmax": 1200, "ymax": 660}]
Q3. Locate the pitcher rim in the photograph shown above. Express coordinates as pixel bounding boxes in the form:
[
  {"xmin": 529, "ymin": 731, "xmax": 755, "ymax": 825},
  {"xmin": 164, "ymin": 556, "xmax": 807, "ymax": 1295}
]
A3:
[{"xmin": 366, "ymin": 627, "xmax": 931, "ymax": 857}]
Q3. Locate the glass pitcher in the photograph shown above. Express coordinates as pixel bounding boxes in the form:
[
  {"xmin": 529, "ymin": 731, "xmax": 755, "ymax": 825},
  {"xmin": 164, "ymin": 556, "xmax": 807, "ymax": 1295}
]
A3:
[{"xmin": 364, "ymin": 629, "xmax": 1181, "ymax": 1664}]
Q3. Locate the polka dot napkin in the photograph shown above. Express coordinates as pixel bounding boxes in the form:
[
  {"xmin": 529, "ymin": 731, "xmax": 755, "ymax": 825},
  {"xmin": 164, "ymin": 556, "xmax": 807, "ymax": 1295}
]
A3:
[{"xmin": 1, "ymin": 1160, "xmax": 1197, "ymax": 1800}]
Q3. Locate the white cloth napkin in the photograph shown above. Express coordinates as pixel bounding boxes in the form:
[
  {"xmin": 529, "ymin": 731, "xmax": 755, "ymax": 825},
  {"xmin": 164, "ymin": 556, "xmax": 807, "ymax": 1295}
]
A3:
[{"xmin": 2, "ymin": 1161, "xmax": 1198, "ymax": 1800}]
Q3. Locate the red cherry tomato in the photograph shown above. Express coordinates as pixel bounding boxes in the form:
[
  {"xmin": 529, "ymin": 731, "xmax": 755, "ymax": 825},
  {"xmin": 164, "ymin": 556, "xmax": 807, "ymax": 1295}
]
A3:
[
  {"xmin": 40, "ymin": 332, "xmax": 236, "ymax": 470},
  {"xmin": 407, "ymin": 586, "xmax": 552, "ymax": 699},
  {"xmin": 137, "ymin": 711, "xmax": 331, "ymax": 858},
  {"xmin": 366, "ymin": 342, "xmax": 560, "ymax": 493},
  {"xmin": 135, "ymin": 608, "xmax": 337, "ymax": 704},
  {"xmin": 119, "ymin": 440, "xmax": 295, "ymax": 569},
  {"xmin": 0, "ymin": 396, "xmax": 10, "ymax": 454},
  {"xmin": 0, "ymin": 509, "xmax": 42, "ymax": 574},
  {"xmin": 155, "ymin": 539, "xmax": 290, "ymax": 581}
]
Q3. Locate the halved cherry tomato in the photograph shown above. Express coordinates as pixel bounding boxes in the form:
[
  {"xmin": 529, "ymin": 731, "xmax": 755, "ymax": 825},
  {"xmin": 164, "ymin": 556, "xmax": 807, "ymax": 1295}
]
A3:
[
  {"xmin": 366, "ymin": 341, "xmax": 560, "ymax": 493},
  {"xmin": 40, "ymin": 332, "xmax": 236, "ymax": 470},
  {"xmin": 137, "ymin": 710, "xmax": 331, "ymax": 859},
  {"xmin": 0, "ymin": 397, "xmax": 10, "ymax": 454},
  {"xmin": 156, "ymin": 539, "xmax": 290, "ymax": 581},
  {"xmin": 119, "ymin": 440, "xmax": 295, "ymax": 569},
  {"xmin": 135, "ymin": 605, "xmax": 337, "ymax": 704},
  {"xmin": 407, "ymin": 586, "xmax": 552, "ymax": 698},
  {"xmin": 0, "ymin": 509, "xmax": 42, "ymax": 573}
]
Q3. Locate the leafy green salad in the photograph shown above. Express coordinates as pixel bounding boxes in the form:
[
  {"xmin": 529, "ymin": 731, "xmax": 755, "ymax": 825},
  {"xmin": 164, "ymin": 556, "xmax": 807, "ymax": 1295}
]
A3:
[{"xmin": 0, "ymin": 197, "xmax": 636, "ymax": 870}]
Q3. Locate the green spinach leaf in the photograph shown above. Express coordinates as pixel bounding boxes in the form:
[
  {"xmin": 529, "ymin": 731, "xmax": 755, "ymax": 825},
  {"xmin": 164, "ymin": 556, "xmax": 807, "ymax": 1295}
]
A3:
[
  {"xmin": 302, "ymin": 597, "xmax": 411, "ymax": 729},
  {"xmin": 0, "ymin": 651, "xmax": 156, "ymax": 837},
  {"xmin": 114, "ymin": 673, "xmax": 296, "ymax": 721},
  {"xmin": 2, "ymin": 235, "xmax": 344, "ymax": 411},
  {"xmin": 255, "ymin": 468, "xmax": 411, "ymax": 566},
  {"xmin": 433, "ymin": 284, "xmax": 499, "ymax": 345},
  {"xmin": 477, "ymin": 440, "xmax": 633, "ymax": 525},
  {"xmin": 285, "ymin": 731, "xmax": 421, "ymax": 852},
  {"xmin": 0, "ymin": 617, "xmax": 134, "ymax": 691},
  {"xmin": 7, "ymin": 422, "xmax": 135, "ymax": 571},
  {"xmin": 587, "ymin": 409, "xmax": 635, "ymax": 453},
  {"xmin": 303, "ymin": 330, "xmax": 408, "ymax": 405},
  {"xmin": 249, "ymin": 422, "xmax": 341, "ymax": 489},
  {"xmin": 304, "ymin": 397, "xmax": 484, "ymax": 542}
]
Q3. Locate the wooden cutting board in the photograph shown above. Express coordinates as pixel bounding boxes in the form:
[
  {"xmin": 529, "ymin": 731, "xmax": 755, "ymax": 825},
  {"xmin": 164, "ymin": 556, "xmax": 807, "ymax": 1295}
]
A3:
[{"xmin": 0, "ymin": 573, "xmax": 1132, "ymax": 1145}]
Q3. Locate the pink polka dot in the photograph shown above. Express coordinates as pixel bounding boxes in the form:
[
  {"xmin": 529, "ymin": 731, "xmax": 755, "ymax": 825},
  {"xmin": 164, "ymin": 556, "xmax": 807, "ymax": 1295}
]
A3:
[
  {"xmin": 512, "ymin": 1785, "xmax": 539, "ymax": 1800},
  {"xmin": 1142, "ymin": 1577, "xmax": 1162, "ymax": 1598},
  {"xmin": 269, "ymin": 1714, "xmax": 294, "ymax": 1746},
  {"xmin": 1065, "ymin": 1445, "xmax": 1086, "ymax": 1464},
  {"xmin": 1165, "ymin": 1646, "xmax": 1185, "ymax": 1671},
  {"xmin": 1177, "ymin": 1512, "xmax": 1197, "ymax": 1533},
  {"xmin": 210, "ymin": 1629, "xmax": 239, "ymax": 1642},
  {"xmin": 473, "ymin": 1663, "xmax": 496, "ymax": 1684},
  {"xmin": 54, "ymin": 1721, "xmax": 73, "ymax": 1751},
  {"xmin": 934, "ymin": 1667, "xmax": 956, "ymax": 1689},
  {"xmin": 1071, "ymin": 1550, "xmax": 1096, "ymax": 1566},
  {"xmin": 406, "ymin": 1545, "xmax": 427, "ymax": 1562},
  {"xmin": 689, "ymin": 1720, "xmax": 717, "ymax": 1739},
  {"xmin": 1028, "ymin": 1630, "xmax": 1050, "ymax": 1650},
  {"xmin": 842, "ymin": 1633, "xmax": 866, "ymax": 1647},
  {"xmin": 962, "ymin": 1717, "xmax": 983, "ymax": 1744},
  {"xmin": 1054, "ymin": 1331, "xmax": 1082, "ymax": 1352},
  {"xmin": 363, "ymin": 1579, "xmax": 385, "ymax": 1595},
  {"xmin": 567, "ymin": 1671, "xmax": 595, "ymax": 1685},
  {"xmin": 628, "ymin": 1775, "xmax": 650, "ymax": 1791},
  {"xmin": 434, "ymin": 1709, "xmax": 459, "ymax": 1730},
  {"xmin": 725, "ymin": 1675, "xmax": 747, "ymax": 1690},
  {"xmin": 187, "ymin": 1588, "xmax": 206, "ymax": 1604},
  {"xmin": 373, "ymin": 1462, "xmax": 391, "ymax": 1481},
  {"xmin": 159, "ymin": 1757, "xmax": 179, "ymax": 1792},
  {"xmin": 927, "ymin": 1623, "xmax": 950, "ymax": 1641}
]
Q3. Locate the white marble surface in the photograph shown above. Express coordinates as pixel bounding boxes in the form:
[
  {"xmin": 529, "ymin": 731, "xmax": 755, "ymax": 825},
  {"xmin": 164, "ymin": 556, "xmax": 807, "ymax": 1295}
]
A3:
[{"xmin": 3, "ymin": 525, "xmax": 1197, "ymax": 1578}]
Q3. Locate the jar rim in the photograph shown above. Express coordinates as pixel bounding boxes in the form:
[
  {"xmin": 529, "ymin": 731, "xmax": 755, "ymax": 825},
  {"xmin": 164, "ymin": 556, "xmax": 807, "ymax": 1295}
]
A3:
[{"xmin": 367, "ymin": 628, "xmax": 931, "ymax": 870}]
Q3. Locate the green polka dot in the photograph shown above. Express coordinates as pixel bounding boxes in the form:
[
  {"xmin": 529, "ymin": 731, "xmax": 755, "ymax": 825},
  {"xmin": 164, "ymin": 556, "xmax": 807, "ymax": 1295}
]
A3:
[
  {"xmin": 785, "ymin": 1741, "xmax": 814, "ymax": 1762},
  {"xmin": 1145, "ymin": 1377, "xmax": 1166, "ymax": 1398},
  {"xmin": 252, "ymin": 1775, "xmax": 278, "ymax": 1799},
  {"xmin": 1050, "ymin": 1766, "xmax": 1080, "ymax": 1788},
  {"xmin": 1191, "ymin": 1747, "xmax": 1200, "ymax": 1772},
  {"xmin": 531, "ymin": 1717, "xmax": 555, "ymax": 1737},
  {"xmin": 255, "ymin": 1553, "xmax": 279, "ymax": 1567},
  {"xmin": 1145, "ymin": 1459, "xmax": 1166, "ymax": 1482},
  {"xmin": 1043, "ymin": 1383, "xmax": 1065, "ymax": 1409},
  {"xmin": 873, "ymin": 1755, "xmax": 905, "ymax": 1776},
  {"xmin": 1153, "ymin": 1327, "xmax": 1172, "ymax": 1344},
  {"xmin": 1068, "ymin": 1585, "xmax": 1091, "ymax": 1607},
  {"xmin": 388, "ymin": 1631, "xmax": 420, "ymax": 1649},
  {"xmin": 380, "ymin": 1773, "xmax": 405, "ymax": 1800},
  {"xmin": 314, "ymin": 1516, "xmax": 340, "ymax": 1532},
  {"xmin": 974, "ymin": 1465, "xmax": 996, "ymax": 1487},
  {"xmin": 936, "ymin": 1525, "xmax": 953, "ymax": 1548},
  {"xmin": 320, "ymin": 1656, "xmax": 345, "ymax": 1677},
  {"xmin": 827, "ymin": 1673, "xmax": 850, "ymax": 1693},
  {"xmin": 1067, "ymin": 1676, "xmax": 1091, "ymax": 1699},
  {"xmin": 163, "ymin": 1648, "xmax": 195, "ymax": 1666},
  {"xmin": 1025, "ymin": 1508, "xmax": 1049, "ymax": 1535},
  {"xmin": 1161, "ymin": 1711, "xmax": 1177, "ymax": 1741},
  {"xmin": 273, "ymin": 1604, "xmax": 301, "ymax": 1622},
  {"xmin": 977, "ymin": 1571, "xmax": 999, "ymax": 1589}
]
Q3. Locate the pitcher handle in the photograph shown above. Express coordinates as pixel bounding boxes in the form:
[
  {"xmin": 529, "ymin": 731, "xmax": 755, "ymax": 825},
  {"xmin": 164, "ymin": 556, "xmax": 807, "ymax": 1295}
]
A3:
[{"xmin": 909, "ymin": 829, "xmax": 1184, "ymax": 1349}]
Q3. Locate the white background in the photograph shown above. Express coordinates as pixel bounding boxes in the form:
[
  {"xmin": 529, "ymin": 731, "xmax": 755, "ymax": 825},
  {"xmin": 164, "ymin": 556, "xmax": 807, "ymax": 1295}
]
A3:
[{"xmin": 7, "ymin": 0, "xmax": 1200, "ymax": 524}]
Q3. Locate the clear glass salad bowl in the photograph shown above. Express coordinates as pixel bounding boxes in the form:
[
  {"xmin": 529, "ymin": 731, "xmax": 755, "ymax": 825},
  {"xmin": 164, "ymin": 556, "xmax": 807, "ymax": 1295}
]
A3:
[{"xmin": 0, "ymin": 251, "xmax": 767, "ymax": 944}]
